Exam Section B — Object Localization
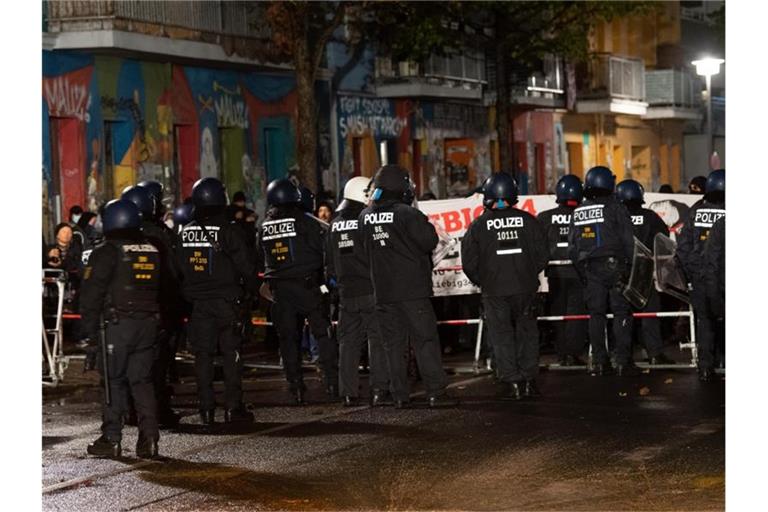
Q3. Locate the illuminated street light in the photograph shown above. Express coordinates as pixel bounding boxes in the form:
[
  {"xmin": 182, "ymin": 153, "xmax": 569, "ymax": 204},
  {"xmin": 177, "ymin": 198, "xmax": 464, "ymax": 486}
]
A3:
[{"xmin": 692, "ymin": 57, "xmax": 724, "ymax": 169}]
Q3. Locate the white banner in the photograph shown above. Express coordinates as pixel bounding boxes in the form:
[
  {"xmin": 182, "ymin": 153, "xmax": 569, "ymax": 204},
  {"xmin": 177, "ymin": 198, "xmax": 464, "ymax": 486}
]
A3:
[{"xmin": 419, "ymin": 193, "xmax": 701, "ymax": 297}]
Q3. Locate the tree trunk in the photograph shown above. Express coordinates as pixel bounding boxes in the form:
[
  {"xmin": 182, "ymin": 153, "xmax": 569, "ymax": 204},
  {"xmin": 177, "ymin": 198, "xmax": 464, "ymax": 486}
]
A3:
[
  {"xmin": 294, "ymin": 35, "xmax": 318, "ymax": 191},
  {"xmin": 494, "ymin": 18, "xmax": 513, "ymax": 174}
]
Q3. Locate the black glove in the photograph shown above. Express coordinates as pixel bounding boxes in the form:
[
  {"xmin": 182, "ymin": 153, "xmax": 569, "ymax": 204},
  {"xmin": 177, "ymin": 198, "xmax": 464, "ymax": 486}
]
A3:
[{"xmin": 77, "ymin": 337, "xmax": 98, "ymax": 372}]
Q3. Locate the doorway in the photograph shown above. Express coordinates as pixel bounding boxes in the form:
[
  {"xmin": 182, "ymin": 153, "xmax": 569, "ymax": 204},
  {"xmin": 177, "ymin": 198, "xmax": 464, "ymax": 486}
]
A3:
[{"xmin": 51, "ymin": 117, "xmax": 86, "ymax": 220}]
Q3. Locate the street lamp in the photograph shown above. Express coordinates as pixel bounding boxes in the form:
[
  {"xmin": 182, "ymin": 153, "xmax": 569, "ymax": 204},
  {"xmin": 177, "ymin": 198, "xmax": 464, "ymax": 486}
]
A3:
[{"xmin": 691, "ymin": 57, "xmax": 724, "ymax": 169}]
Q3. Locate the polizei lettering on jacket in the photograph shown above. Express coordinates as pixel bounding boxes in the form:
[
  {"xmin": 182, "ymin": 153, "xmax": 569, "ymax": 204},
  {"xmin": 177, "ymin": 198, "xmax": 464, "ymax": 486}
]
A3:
[
  {"xmin": 486, "ymin": 217, "xmax": 524, "ymax": 230},
  {"xmin": 261, "ymin": 218, "xmax": 297, "ymax": 241},
  {"xmin": 180, "ymin": 225, "xmax": 220, "ymax": 248},
  {"xmin": 331, "ymin": 219, "xmax": 359, "ymax": 232},
  {"xmin": 632, "ymin": 215, "xmax": 644, "ymax": 226},
  {"xmin": 551, "ymin": 214, "xmax": 571, "ymax": 225},
  {"xmin": 693, "ymin": 208, "xmax": 725, "ymax": 228},
  {"xmin": 573, "ymin": 204, "xmax": 605, "ymax": 226},
  {"xmin": 363, "ymin": 212, "xmax": 394, "ymax": 225}
]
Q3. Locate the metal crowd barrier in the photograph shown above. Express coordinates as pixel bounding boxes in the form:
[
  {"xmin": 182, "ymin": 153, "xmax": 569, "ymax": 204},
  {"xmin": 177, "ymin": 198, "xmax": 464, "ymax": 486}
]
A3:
[
  {"xmin": 52, "ymin": 259, "xmax": 702, "ymax": 378},
  {"xmin": 42, "ymin": 269, "xmax": 70, "ymax": 386}
]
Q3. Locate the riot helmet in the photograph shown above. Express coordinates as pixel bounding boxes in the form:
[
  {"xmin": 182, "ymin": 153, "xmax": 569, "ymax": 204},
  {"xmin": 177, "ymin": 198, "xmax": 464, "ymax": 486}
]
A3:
[
  {"xmin": 555, "ymin": 174, "xmax": 584, "ymax": 205},
  {"xmin": 266, "ymin": 178, "xmax": 302, "ymax": 207},
  {"xmin": 337, "ymin": 176, "xmax": 372, "ymax": 211},
  {"xmin": 102, "ymin": 199, "xmax": 141, "ymax": 234},
  {"xmin": 583, "ymin": 166, "xmax": 616, "ymax": 197},
  {"xmin": 299, "ymin": 186, "xmax": 316, "ymax": 213},
  {"xmin": 121, "ymin": 185, "xmax": 155, "ymax": 219},
  {"xmin": 137, "ymin": 180, "xmax": 165, "ymax": 219},
  {"xmin": 172, "ymin": 203, "xmax": 194, "ymax": 229},
  {"xmin": 482, "ymin": 171, "xmax": 518, "ymax": 209},
  {"xmin": 371, "ymin": 165, "xmax": 415, "ymax": 204},
  {"xmin": 616, "ymin": 179, "xmax": 645, "ymax": 206},
  {"xmin": 705, "ymin": 169, "xmax": 725, "ymax": 203},
  {"xmin": 192, "ymin": 177, "xmax": 228, "ymax": 208}
]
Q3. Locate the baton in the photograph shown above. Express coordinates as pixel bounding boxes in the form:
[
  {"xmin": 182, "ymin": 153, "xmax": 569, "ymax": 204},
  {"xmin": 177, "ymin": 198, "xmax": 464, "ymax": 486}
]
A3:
[{"xmin": 99, "ymin": 318, "xmax": 111, "ymax": 406}]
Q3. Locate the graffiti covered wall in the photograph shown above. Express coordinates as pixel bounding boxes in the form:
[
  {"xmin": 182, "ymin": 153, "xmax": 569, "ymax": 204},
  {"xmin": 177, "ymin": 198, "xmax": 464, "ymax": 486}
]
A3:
[{"xmin": 42, "ymin": 50, "xmax": 299, "ymax": 223}]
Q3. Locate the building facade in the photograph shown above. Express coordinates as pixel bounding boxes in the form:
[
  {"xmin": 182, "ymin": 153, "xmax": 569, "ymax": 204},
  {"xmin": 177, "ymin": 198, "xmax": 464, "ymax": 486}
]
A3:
[{"xmin": 42, "ymin": 1, "xmax": 323, "ymax": 238}]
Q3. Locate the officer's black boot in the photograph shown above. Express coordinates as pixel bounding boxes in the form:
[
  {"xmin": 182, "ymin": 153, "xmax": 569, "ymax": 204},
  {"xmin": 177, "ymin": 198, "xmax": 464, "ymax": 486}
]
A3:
[
  {"xmin": 136, "ymin": 433, "xmax": 159, "ymax": 460},
  {"xmin": 199, "ymin": 409, "xmax": 216, "ymax": 426},
  {"xmin": 427, "ymin": 394, "xmax": 459, "ymax": 408},
  {"xmin": 291, "ymin": 384, "xmax": 307, "ymax": 406},
  {"xmin": 158, "ymin": 409, "xmax": 181, "ymax": 429},
  {"xmin": 370, "ymin": 389, "xmax": 393, "ymax": 407},
  {"xmin": 563, "ymin": 355, "xmax": 586, "ymax": 367},
  {"xmin": 523, "ymin": 379, "xmax": 542, "ymax": 398},
  {"xmin": 616, "ymin": 362, "xmax": 641, "ymax": 377},
  {"xmin": 342, "ymin": 396, "xmax": 360, "ymax": 407},
  {"xmin": 224, "ymin": 404, "xmax": 254, "ymax": 423},
  {"xmin": 698, "ymin": 367, "xmax": 714, "ymax": 382},
  {"xmin": 87, "ymin": 435, "xmax": 122, "ymax": 458},
  {"xmin": 499, "ymin": 382, "xmax": 522, "ymax": 401},
  {"xmin": 589, "ymin": 361, "xmax": 614, "ymax": 376},
  {"xmin": 648, "ymin": 353, "xmax": 675, "ymax": 366},
  {"xmin": 326, "ymin": 383, "xmax": 339, "ymax": 401}
]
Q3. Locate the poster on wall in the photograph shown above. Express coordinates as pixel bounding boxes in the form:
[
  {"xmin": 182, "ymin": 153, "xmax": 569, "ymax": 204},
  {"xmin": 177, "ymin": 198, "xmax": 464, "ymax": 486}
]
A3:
[{"xmin": 418, "ymin": 192, "xmax": 701, "ymax": 297}]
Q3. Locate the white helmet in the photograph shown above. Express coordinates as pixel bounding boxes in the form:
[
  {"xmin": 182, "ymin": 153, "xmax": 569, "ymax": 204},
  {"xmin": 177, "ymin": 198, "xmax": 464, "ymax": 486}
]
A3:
[{"xmin": 337, "ymin": 176, "xmax": 372, "ymax": 211}]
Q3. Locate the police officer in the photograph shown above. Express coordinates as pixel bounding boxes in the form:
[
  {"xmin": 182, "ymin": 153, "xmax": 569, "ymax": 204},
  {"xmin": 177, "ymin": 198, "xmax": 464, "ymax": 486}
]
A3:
[
  {"xmin": 122, "ymin": 185, "xmax": 182, "ymax": 428},
  {"xmin": 615, "ymin": 179, "xmax": 675, "ymax": 366},
  {"xmin": 257, "ymin": 178, "xmax": 338, "ymax": 404},
  {"xmin": 80, "ymin": 199, "xmax": 161, "ymax": 459},
  {"xmin": 461, "ymin": 172, "xmax": 548, "ymax": 399},
  {"xmin": 359, "ymin": 165, "xmax": 456, "ymax": 408},
  {"xmin": 676, "ymin": 169, "xmax": 725, "ymax": 381},
  {"xmin": 704, "ymin": 217, "xmax": 725, "ymax": 322},
  {"xmin": 568, "ymin": 166, "xmax": 637, "ymax": 376},
  {"xmin": 326, "ymin": 177, "xmax": 390, "ymax": 407},
  {"xmin": 537, "ymin": 175, "xmax": 588, "ymax": 366},
  {"xmin": 176, "ymin": 177, "xmax": 256, "ymax": 425}
]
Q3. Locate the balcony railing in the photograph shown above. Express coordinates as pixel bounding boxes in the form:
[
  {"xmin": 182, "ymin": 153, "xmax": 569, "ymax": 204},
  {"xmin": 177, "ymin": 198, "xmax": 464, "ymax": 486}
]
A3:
[
  {"xmin": 580, "ymin": 53, "xmax": 645, "ymax": 102},
  {"xmin": 375, "ymin": 51, "xmax": 486, "ymax": 88},
  {"xmin": 509, "ymin": 55, "xmax": 565, "ymax": 100},
  {"xmin": 45, "ymin": 0, "xmax": 270, "ymax": 38},
  {"xmin": 645, "ymin": 69, "xmax": 702, "ymax": 108}
]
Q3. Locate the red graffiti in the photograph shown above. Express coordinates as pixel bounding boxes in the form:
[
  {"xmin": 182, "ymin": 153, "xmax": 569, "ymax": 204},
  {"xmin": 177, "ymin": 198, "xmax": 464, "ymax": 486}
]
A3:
[{"xmin": 429, "ymin": 206, "xmax": 485, "ymax": 234}]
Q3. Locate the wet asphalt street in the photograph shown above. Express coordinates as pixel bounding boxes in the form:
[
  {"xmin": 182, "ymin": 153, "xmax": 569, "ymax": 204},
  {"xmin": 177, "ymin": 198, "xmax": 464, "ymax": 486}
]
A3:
[{"xmin": 42, "ymin": 356, "xmax": 724, "ymax": 511}]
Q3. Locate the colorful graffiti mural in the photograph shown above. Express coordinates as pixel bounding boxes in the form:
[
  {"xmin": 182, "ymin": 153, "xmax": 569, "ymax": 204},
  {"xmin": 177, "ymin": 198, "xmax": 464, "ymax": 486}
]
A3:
[
  {"xmin": 42, "ymin": 50, "xmax": 299, "ymax": 224},
  {"xmin": 335, "ymin": 95, "xmax": 493, "ymax": 198}
]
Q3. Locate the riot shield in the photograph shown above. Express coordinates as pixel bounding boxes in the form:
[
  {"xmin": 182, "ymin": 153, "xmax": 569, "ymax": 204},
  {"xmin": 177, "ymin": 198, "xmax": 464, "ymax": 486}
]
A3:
[
  {"xmin": 653, "ymin": 233, "xmax": 690, "ymax": 304},
  {"xmin": 622, "ymin": 237, "xmax": 655, "ymax": 309}
]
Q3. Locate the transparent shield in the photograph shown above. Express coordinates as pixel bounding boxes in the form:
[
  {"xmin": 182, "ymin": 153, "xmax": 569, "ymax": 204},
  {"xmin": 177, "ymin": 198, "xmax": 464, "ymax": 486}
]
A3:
[
  {"xmin": 653, "ymin": 233, "xmax": 690, "ymax": 304},
  {"xmin": 623, "ymin": 237, "xmax": 655, "ymax": 309}
]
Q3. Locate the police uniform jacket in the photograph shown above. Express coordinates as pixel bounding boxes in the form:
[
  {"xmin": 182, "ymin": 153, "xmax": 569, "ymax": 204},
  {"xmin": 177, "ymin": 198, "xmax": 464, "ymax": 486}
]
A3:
[
  {"xmin": 703, "ymin": 216, "xmax": 725, "ymax": 309},
  {"xmin": 326, "ymin": 202, "xmax": 373, "ymax": 299},
  {"xmin": 676, "ymin": 199, "xmax": 725, "ymax": 282},
  {"xmin": 537, "ymin": 204, "xmax": 578, "ymax": 280},
  {"xmin": 79, "ymin": 233, "xmax": 161, "ymax": 340},
  {"xmin": 176, "ymin": 212, "xmax": 256, "ymax": 301},
  {"xmin": 359, "ymin": 200, "xmax": 437, "ymax": 304},
  {"xmin": 462, "ymin": 207, "xmax": 548, "ymax": 297},
  {"xmin": 626, "ymin": 206, "xmax": 669, "ymax": 249},
  {"xmin": 257, "ymin": 205, "xmax": 328, "ymax": 281},
  {"xmin": 567, "ymin": 196, "xmax": 635, "ymax": 265}
]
